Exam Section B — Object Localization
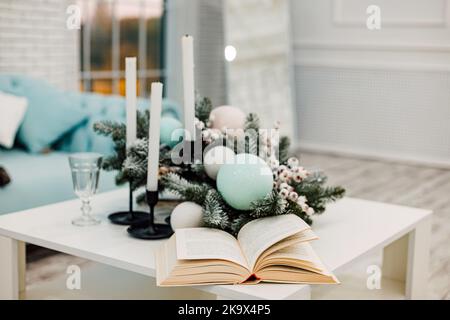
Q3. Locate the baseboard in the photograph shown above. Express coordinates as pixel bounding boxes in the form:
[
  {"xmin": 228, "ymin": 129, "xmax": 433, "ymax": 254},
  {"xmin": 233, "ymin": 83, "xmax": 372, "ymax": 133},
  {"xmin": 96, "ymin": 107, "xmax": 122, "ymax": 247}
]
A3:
[{"xmin": 292, "ymin": 142, "xmax": 450, "ymax": 169}]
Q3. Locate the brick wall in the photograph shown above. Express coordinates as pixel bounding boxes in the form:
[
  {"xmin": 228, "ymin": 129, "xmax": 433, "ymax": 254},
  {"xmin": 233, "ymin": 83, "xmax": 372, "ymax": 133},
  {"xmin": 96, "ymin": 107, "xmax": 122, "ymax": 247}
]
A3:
[{"xmin": 0, "ymin": 0, "xmax": 79, "ymax": 91}]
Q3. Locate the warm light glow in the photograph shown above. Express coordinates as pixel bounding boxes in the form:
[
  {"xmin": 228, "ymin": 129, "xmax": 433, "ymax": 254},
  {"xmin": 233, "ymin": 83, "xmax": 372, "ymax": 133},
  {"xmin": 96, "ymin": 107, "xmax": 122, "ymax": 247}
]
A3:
[{"xmin": 224, "ymin": 45, "xmax": 237, "ymax": 62}]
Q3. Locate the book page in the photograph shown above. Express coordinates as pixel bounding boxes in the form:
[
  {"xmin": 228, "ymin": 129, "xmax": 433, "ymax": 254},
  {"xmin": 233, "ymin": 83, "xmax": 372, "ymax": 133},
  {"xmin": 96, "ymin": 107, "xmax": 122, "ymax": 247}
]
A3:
[
  {"xmin": 237, "ymin": 214, "xmax": 313, "ymax": 271},
  {"xmin": 269, "ymin": 242, "xmax": 326, "ymax": 272},
  {"xmin": 175, "ymin": 228, "xmax": 249, "ymax": 269}
]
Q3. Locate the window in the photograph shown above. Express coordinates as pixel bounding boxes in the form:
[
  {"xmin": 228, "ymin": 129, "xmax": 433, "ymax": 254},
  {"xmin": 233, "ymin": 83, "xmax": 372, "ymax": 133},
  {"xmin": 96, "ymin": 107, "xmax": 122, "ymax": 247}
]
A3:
[{"xmin": 78, "ymin": 0, "xmax": 165, "ymax": 97}]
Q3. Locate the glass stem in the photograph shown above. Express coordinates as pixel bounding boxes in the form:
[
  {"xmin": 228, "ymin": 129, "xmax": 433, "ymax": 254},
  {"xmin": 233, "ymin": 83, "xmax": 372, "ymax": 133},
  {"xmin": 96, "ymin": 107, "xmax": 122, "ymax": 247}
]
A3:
[{"xmin": 81, "ymin": 199, "xmax": 91, "ymax": 218}]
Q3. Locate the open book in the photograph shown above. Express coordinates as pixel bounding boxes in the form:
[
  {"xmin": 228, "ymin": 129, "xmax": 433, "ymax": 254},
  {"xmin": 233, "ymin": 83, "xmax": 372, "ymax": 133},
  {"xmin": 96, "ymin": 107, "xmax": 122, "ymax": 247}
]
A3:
[{"xmin": 156, "ymin": 214, "xmax": 339, "ymax": 286}]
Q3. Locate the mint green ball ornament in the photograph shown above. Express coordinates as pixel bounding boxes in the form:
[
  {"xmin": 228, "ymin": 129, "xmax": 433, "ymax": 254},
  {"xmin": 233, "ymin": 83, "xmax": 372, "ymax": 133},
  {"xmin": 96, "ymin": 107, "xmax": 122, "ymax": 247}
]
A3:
[
  {"xmin": 160, "ymin": 117, "xmax": 183, "ymax": 148},
  {"xmin": 217, "ymin": 154, "xmax": 273, "ymax": 210}
]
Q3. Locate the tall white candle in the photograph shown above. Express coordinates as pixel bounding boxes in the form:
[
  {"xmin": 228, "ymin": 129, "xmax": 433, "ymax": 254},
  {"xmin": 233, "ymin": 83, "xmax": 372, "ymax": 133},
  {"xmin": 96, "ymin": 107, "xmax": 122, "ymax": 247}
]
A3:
[
  {"xmin": 146, "ymin": 82, "xmax": 163, "ymax": 192},
  {"xmin": 125, "ymin": 57, "xmax": 137, "ymax": 149},
  {"xmin": 182, "ymin": 35, "xmax": 196, "ymax": 141}
]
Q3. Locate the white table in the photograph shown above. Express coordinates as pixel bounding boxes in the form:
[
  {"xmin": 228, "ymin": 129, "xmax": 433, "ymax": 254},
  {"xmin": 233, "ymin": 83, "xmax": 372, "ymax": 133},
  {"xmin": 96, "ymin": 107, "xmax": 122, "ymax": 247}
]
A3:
[{"xmin": 0, "ymin": 189, "xmax": 432, "ymax": 300}]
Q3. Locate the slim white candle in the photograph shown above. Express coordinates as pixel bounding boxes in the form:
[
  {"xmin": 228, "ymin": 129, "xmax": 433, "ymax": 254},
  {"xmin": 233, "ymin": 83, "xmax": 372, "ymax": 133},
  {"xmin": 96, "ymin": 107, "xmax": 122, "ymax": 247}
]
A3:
[
  {"xmin": 147, "ymin": 82, "xmax": 163, "ymax": 192},
  {"xmin": 182, "ymin": 35, "xmax": 196, "ymax": 141},
  {"xmin": 125, "ymin": 57, "xmax": 137, "ymax": 149}
]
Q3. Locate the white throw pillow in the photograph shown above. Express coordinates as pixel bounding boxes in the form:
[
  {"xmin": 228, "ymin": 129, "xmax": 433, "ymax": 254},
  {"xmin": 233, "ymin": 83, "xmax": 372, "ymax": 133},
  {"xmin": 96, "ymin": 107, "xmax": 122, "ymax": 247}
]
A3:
[{"xmin": 0, "ymin": 91, "xmax": 28, "ymax": 148}]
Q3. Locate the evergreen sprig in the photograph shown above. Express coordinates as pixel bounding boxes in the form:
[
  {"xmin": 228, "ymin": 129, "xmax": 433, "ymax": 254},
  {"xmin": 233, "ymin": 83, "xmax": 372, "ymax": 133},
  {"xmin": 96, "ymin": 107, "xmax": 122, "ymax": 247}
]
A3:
[
  {"xmin": 245, "ymin": 113, "xmax": 260, "ymax": 131},
  {"xmin": 292, "ymin": 172, "xmax": 345, "ymax": 215},
  {"xmin": 162, "ymin": 173, "xmax": 212, "ymax": 204},
  {"xmin": 203, "ymin": 189, "xmax": 231, "ymax": 230},
  {"xmin": 249, "ymin": 191, "xmax": 286, "ymax": 218},
  {"xmin": 278, "ymin": 136, "xmax": 291, "ymax": 164},
  {"xmin": 196, "ymin": 96, "xmax": 213, "ymax": 123}
]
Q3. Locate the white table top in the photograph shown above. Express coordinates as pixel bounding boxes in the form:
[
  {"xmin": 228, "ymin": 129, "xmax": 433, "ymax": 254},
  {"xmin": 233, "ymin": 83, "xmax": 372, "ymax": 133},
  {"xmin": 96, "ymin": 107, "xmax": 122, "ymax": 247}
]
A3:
[{"xmin": 0, "ymin": 189, "xmax": 432, "ymax": 300}]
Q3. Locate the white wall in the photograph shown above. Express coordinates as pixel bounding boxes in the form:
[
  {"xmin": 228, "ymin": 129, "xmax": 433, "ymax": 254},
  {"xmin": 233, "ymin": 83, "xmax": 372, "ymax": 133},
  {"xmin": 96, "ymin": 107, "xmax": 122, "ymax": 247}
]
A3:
[
  {"xmin": 0, "ymin": 0, "xmax": 79, "ymax": 91},
  {"xmin": 291, "ymin": 0, "xmax": 450, "ymax": 166},
  {"xmin": 225, "ymin": 0, "xmax": 295, "ymax": 137},
  {"xmin": 166, "ymin": 0, "xmax": 227, "ymax": 108}
]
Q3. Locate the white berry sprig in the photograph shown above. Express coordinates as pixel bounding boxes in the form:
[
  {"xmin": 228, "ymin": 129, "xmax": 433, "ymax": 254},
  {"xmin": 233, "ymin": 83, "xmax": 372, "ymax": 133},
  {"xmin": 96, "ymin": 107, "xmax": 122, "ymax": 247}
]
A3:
[{"xmin": 270, "ymin": 156, "xmax": 314, "ymax": 217}]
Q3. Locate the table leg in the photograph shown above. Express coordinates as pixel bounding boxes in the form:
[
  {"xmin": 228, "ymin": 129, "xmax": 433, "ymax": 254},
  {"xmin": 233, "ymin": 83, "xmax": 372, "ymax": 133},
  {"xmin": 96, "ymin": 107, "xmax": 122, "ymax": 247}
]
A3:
[
  {"xmin": 0, "ymin": 236, "xmax": 21, "ymax": 299},
  {"xmin": 18, "ymin": 241, "xmax": 26, "ymax": 299},
  {"xmin": 382, "ymin": 217, "xmax": 431, "ymax": 300}
]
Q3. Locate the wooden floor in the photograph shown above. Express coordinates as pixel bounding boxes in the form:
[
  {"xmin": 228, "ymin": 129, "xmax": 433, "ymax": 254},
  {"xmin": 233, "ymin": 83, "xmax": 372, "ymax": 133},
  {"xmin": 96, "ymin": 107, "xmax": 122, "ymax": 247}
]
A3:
[
  {"xmin": 27, "ymin": 151, "xmax": 450, "ymax": 299},
  {"xmin": 299, "ymin": 152, "xmax": 450, "ymax": 299}
]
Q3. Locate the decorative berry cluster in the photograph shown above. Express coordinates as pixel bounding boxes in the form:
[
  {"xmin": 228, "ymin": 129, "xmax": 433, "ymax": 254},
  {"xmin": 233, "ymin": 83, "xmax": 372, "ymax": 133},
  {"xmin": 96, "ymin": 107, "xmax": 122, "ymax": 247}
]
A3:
[{"xmin": 271, "ymin": 157, "xmax": 315, "ymax": 216}]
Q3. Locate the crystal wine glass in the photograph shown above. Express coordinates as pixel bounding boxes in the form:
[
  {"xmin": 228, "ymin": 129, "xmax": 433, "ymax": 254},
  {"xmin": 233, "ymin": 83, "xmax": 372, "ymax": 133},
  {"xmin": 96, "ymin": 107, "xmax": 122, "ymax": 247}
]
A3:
[{"xmin": 68, "ymin": 153, "xmax": 103, "ymax": 226}]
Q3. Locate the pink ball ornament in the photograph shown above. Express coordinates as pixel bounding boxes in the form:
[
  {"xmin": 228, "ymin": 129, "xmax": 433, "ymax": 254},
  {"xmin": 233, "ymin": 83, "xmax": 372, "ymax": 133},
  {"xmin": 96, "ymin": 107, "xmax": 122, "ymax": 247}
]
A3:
[{"xmin": 210, "ymin": 106, "xmax": 247, "ymax": 132}]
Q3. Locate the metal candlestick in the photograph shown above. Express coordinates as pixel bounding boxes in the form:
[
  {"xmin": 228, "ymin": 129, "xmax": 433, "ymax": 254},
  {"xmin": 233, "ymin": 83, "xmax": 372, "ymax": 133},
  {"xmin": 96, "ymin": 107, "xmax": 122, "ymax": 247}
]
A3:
[
  {"xmin": 108, "ymin": 182, "xmax": 149, "ymax": 225},
  {"xmin": 127, "ymin": 190, "xmax": 173, "ymax": 240}
]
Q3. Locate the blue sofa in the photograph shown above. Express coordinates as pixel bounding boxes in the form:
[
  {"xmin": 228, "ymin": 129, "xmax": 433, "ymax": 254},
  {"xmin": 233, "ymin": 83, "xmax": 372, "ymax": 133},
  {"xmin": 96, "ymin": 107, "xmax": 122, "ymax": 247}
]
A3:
[{"xmin": 0, "ymin": 75, "xmax": 180, "ymax": 215}]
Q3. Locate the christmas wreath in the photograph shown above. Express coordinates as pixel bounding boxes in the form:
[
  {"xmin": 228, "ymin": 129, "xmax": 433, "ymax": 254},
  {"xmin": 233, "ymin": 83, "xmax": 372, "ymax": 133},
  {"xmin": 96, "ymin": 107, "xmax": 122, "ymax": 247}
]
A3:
[{"xmin": 94, "ymin": 96, "xmax": 345, "ymax": 236}]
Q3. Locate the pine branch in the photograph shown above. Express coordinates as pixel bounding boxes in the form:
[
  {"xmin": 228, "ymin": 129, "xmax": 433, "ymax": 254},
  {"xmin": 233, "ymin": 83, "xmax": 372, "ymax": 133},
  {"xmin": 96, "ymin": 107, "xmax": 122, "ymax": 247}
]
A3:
[
  {"xmin": 305, "ymin": 171, "xmax": 327, "ymax": 186},
  {"xmin": 278, "ymin": 136, "xmax": 291, "ymax": 164},
  {"xmin": 294, "ymin": 178, "xmax": 345, "ymax": 215},
  {"xmin": 136, "ymin": 110, "xmax": 150, "ymax": 139},
  {"xmin": 196, "ymin": 96, "xmax": 213, "ymax": 123},
  {"xmin": 245, "ymin": 113, "xmax": 260, "ymax": 131},
  {"xmin": 162, "ymin": 173, "xmax": 212, "ymax": 204},
  {"xmin": 203, "ymin": 190, "xmax": 230, "ymax": 230},
  {"xmin": 249, "ymin": 191, "xmax": 286, "ymax": 218},
  {"xmin": 230, "ymin": 214, "xmax": 253, "ymax": 236},
  {"xmin": 122, "ymin": 139, "xmax": 149, "ymax": 189},
  {"xmin": 93, "ymin": 121, "xmax": 126, "ymax": 142}
]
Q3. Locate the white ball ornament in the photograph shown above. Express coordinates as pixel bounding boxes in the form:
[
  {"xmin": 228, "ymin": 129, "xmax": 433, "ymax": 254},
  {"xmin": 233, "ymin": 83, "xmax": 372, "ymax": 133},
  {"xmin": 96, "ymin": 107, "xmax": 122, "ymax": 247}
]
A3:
[
  {"xmin": 204, "ymin": 146, "xmax": 236, "ymax": 180},
  {"xmin": 170, "ymin": 202, "xmax": 204, "ymax": 230}
]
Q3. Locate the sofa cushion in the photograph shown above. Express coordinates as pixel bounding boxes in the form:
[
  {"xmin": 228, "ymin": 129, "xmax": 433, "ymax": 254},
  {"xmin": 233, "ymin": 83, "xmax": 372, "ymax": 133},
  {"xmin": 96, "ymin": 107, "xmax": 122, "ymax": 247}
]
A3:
[
  {"xmin": 56, "ymin": 92, "xmax": 181, "ymax": 155},
  {"xmin": 0, "ymin": 91, "xmax": 28, "ymax": 148},
  {"xmin": 0, "ymin": 75, "xmax": 89, "ymax": 153}
]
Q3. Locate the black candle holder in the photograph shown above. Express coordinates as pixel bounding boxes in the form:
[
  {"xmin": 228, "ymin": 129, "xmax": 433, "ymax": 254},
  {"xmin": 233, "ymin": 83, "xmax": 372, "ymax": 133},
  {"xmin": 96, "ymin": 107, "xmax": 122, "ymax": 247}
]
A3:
[
  {"xmin": 108, "ymin": 182, "xmax": 149, "ymax": 225},
  {"xmin": 127, "ymin": 190, "xmax": 173, "ymax": 240}
]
